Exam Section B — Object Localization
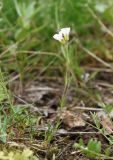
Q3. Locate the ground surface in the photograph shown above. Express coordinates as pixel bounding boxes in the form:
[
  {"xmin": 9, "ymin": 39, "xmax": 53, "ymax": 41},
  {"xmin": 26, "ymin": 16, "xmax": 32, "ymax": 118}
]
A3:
[{"xmin": 8, "ymin": 68, "xmax": 113, "ymax": 160}]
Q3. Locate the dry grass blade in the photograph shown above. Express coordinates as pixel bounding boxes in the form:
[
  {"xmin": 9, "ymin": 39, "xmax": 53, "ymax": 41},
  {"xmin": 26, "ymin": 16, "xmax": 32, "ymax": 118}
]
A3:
[
  {"xmin": 87, "ymin": 5, "xmax": 113, "ymax": 38},
  {"xmin": 75, "ymin": 38, "xmax": 113, "ymax": 70}
]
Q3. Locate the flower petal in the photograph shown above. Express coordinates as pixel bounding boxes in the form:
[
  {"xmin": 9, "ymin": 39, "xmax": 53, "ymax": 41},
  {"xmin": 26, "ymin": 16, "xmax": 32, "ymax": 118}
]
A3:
[
  {"xmin": 53, "ymin": 33, "xmax": 63, "ymax": 41},
  {"xmin": 60, "ymin": 27, "xmax": 70, "ymax": 36}
]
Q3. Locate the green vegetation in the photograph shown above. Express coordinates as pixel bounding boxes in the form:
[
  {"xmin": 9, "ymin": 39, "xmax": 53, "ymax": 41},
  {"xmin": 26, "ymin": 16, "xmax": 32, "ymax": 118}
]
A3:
[{"xmin": 0, "ymin": 0, "xmax": 113, "ymax": 159}]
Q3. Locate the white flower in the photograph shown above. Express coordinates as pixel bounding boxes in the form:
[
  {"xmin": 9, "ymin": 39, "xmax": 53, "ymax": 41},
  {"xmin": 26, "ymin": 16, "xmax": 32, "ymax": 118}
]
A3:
[{"xmin": 53, "ymin": 27, "xmax": 70, "ymax": 44}]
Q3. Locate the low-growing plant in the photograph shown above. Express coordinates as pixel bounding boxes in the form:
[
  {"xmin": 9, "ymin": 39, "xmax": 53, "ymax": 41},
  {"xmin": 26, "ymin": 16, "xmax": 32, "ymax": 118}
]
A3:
[
  {"xmin": 0, "ymin": 148, "xmax": 38, "ymax": 160},
  {"xmin": 91, "ymin": 112, "xmax": 113, "ymax": 145},
  {"xmin": 74, "ymin": 138, "xmax": 113, "ymax": 159}
]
